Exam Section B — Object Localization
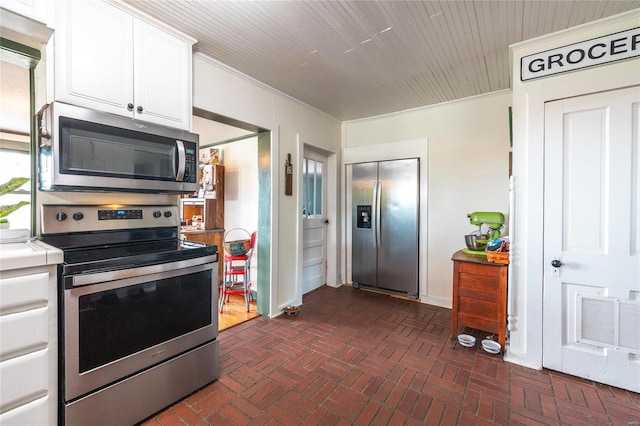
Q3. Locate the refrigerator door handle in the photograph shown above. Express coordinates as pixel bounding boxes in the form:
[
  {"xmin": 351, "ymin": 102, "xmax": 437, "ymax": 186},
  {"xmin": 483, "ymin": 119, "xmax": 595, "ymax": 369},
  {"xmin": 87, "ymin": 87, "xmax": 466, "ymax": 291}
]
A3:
[
  {"xmin": 371, "ymin": 181, "xmax": 378, "ymax": 248},
  {"xmin": 374, "ymin": 181, "xmax": 382, "ymax": 249}
]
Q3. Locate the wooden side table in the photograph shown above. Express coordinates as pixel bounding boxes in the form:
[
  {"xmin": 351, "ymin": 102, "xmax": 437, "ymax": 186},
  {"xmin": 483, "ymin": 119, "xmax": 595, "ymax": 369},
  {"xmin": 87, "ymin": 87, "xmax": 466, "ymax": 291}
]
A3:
[{"xmin": 451, "ymin": 250, "xmax": 508, "ymax": 347}]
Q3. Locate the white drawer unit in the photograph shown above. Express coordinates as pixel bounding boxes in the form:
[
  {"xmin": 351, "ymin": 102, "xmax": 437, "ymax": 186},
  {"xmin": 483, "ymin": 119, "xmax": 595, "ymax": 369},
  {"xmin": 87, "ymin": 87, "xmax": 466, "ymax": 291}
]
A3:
[
  {"xmin": 0, "ymin": 308, "xmax": 49, "ymax": 359},
  {"xmin": 0, "ymin": 395, "xmax": 49, "ymax": 426},
  {"xmin": 0, "ymin": 349, "xmax": 49, "ymax": 413},
  {"xmin": 0, "ymin": 242, "xmax": 61, "ymax": 425},
  {"xmin": 0, "ymin": 272, "xmax": 48, "ymax": 314}
]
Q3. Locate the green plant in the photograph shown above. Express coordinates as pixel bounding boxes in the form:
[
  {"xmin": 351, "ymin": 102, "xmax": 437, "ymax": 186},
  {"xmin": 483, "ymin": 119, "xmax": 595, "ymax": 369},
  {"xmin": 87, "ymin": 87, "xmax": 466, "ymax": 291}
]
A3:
[
  {"xmin": 0, "ymin": 177, "xmax": 29, "ymax": 195},
  {"xmin": 0, "ymin": 177, "xmax": 30, "ymax": 218}
]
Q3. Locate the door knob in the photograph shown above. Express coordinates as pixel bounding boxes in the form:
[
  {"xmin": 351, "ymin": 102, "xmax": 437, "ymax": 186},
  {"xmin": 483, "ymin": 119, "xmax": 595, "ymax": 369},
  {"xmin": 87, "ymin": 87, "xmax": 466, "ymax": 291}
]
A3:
[
  {"xmin": 551, "ymin": 259, "xmax": 562, "ymax": 268},
  {"xmin": 127, "ymin": 103, "xmax": 134, "ymax": 111},
  {"xmin": 137, "ymin": 106, "xmax": 144, "ymax": 113}
]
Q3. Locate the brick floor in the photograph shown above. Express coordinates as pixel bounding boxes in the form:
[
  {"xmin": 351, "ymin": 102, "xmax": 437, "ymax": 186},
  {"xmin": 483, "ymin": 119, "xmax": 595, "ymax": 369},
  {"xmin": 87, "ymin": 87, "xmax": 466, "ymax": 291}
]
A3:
[{"xmin": 142, "ymin": 285, "xmax": 640, "ymax": 425}]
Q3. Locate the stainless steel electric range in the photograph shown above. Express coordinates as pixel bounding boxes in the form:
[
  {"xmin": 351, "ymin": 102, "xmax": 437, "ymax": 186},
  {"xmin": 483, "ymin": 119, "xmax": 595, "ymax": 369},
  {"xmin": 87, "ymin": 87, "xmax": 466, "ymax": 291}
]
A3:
[{"xmin": 40, "ymin": 204, "xmax": 219, "ymax": 425}]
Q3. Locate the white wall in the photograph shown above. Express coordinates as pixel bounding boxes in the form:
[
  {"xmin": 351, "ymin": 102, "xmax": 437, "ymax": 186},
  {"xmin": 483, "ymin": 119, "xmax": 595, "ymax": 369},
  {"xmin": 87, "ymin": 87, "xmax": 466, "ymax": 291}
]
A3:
[
  {"xmin": 216, "ymin": 137, "xmax": 259, "ymax": 290},
  {"xmin": 509, "ymin": 11, "xmax": 640, "ymax": 370},
  {"xmin": 342, "ymin": 91, "xmax": 512, "ymax": 308},
  {"xmin": 193, "ymin": 53, "xmax": 342, "ymax": 316},
  {"xmin": 215, "ymin": 137, "xmax": 259, "ymax": 234}
]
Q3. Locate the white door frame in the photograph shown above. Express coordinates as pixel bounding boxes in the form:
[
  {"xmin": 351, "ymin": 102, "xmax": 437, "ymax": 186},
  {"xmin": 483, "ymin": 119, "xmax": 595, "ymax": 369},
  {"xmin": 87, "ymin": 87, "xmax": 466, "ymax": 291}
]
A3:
[
  {"xmin": 342, "ymin": 138, "xmax": 429, "ymax": 303},
  {"xmin": 508, "ymin": 13, "xmax": 640, "ymax": 369},
  {"xmin": 301, "ymin": 148, "xmax": 328, "ymax": 295},
  {"xmin": 295, "ymin": 134, "xmax": 338, "ymax": 306}
]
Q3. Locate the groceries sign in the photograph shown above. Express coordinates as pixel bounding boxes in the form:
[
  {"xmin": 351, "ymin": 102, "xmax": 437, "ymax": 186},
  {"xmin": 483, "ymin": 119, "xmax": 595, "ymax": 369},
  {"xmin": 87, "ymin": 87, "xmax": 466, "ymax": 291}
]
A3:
[{"xmin": 521, "ymin": 27, "xmax": 640, "ymax": 81}]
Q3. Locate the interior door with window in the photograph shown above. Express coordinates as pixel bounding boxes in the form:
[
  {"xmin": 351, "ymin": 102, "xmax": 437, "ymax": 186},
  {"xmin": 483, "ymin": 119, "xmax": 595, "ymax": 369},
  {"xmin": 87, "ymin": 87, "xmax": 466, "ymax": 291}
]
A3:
[
  {"xmin": 543, "ymin": 86, "xmax": 640, "ymax": 392},
  {"xmin": 302, "ymin": 150, "xmax": 327, "ymax": 294}
]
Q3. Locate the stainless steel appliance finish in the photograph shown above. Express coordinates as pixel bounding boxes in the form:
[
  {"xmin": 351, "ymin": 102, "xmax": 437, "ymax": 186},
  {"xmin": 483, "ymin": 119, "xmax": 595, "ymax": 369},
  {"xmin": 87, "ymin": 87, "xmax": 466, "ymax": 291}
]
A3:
[
  {"xmin": 37, "ymin": 102, "xmax": 199, "ymax": 193},
  {"xmin": 65, "ymin": 340, "xmax": 218, "ymax": 425},
  {"xmin": 40, "ymin": 204, "xmax": 218, "ymax": 425},
  {"xmin": 351, "ymin": 159, "xmax": 419, "ymax": 297}
]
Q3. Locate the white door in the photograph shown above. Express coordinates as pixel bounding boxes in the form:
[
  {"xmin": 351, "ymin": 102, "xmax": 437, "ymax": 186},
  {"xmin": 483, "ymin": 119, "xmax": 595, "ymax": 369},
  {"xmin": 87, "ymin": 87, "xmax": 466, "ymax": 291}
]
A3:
[
  {"xmin": 302, "ymin": 150, "xmax": 327, "ymax": 294},
  {"xmin": 543, "ymin": 86, "xmax": 640, "ymax": 392}
]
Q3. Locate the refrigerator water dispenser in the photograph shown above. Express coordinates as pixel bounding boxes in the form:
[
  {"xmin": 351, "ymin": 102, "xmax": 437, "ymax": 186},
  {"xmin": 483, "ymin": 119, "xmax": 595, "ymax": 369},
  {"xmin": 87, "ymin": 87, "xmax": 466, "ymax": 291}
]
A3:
[{"xmin": 356, "ymin": 205, "xmax": 372, "ymax": 228}]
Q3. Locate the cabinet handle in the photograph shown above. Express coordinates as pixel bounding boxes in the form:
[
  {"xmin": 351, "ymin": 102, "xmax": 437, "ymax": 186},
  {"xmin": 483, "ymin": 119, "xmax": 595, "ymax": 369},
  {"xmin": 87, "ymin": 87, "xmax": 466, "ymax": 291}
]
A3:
[
  {"xmin": 137, "ymin": 106, "xmax": 144, "ymax": 113},
  {"xmin": 127, "ymin": 103, "xmax": 134, "ymax": 111}
]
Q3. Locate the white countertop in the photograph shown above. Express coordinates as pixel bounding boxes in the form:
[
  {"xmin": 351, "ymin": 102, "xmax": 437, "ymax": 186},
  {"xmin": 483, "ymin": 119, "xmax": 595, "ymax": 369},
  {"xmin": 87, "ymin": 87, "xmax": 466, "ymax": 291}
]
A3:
[{"xmin": 0, "ymin": 240, "xmax": 63, "ymax": 272}]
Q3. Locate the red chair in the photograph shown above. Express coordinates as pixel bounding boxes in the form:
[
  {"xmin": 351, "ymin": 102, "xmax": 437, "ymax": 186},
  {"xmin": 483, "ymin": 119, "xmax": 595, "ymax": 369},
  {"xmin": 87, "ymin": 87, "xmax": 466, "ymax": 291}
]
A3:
[{"xmin": 219, "ymin": 231, "xmax": 256, "ymax": 312}]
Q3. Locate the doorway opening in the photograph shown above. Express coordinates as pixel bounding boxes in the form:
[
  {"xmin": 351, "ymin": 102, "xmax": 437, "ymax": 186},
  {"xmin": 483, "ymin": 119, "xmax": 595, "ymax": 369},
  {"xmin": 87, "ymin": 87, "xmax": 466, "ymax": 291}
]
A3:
[{"xmin": 191, "ymin": 107, "xmax": 272, "ymax": 328}]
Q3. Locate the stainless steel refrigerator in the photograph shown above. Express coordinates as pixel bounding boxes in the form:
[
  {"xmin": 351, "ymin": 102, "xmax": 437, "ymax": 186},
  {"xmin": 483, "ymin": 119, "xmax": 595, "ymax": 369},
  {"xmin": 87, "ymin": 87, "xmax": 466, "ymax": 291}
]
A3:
[{"xmin": 351, "ymin": 158, "xmax": 419, "ymax": 298}]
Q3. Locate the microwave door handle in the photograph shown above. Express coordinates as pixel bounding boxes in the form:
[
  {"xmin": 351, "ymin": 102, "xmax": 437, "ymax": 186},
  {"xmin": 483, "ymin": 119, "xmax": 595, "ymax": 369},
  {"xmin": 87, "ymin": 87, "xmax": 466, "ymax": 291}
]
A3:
[
  {"xmin": 175, "ymin": 140, "xmax": 186, "ymax": 181},
  {"xmin": 37, "ymin": 103, "xmax": 51, "ymax": 140}
]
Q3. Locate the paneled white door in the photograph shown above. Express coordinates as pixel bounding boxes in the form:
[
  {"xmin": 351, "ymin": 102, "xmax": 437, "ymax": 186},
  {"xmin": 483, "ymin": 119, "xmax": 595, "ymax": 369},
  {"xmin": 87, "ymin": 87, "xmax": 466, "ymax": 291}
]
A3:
[
  {"xmin": 543, "ymin": 86, "xmax": 640, "ymax": 392},
  {"xmin": 302, "ymin": 150, "xmax": 327, "ymax": 294}
]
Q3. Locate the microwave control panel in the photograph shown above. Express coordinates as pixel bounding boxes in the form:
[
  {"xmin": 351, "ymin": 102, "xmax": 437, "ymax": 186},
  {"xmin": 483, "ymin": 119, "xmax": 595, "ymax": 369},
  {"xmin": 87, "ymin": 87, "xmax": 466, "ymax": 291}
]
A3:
[{"xmin": 184, "ymin": 146, "xmax": 197, "ymax": 183}]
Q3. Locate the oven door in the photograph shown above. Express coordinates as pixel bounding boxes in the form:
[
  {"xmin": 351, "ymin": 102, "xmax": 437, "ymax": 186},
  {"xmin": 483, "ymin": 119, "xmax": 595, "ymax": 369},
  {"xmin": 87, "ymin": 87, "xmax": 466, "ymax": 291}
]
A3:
[{"xmin": 63, "ymin": 257, "xmax": 217, "ymax": 401}]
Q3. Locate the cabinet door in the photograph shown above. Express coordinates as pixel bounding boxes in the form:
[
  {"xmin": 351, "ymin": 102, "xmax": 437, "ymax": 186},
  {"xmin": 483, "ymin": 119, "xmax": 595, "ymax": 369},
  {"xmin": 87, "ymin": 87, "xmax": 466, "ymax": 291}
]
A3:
[
  {"xmin": 133, "ymin": 19, "xmax": 192, "ymax": 130},
  {"xmin": 54, "ymin": 0, "xmax": 134, "ymax": 117}
]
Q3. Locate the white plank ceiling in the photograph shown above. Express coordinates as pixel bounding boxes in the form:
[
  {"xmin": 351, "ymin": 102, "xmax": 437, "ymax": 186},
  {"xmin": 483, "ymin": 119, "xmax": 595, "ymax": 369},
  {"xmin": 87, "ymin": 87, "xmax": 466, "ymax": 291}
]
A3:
[{"xmin": 124, "ymin": 0, "xmax": 640, "ymax": 121}]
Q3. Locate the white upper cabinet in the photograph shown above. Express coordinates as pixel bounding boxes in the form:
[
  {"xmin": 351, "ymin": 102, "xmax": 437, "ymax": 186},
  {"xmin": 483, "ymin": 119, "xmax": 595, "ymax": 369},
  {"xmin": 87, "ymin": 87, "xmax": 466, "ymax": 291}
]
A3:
[
  {"xmin": 0, "ymin": 0, "xmax": 52, "ymax": 51},
  {"xmin": 0, "ymin": 0, "xmax": 47, "ymax": 24},
  {"xmin": 133, "ymin": 19, "xmax": 192, "ymax": 130},
  {"xmin": 54, "ymin": 0, "xmax": 194, "ymax": 130},
  {"xmin": 54, "ymin": 1, "xmax": 133, "ymax": 116}
]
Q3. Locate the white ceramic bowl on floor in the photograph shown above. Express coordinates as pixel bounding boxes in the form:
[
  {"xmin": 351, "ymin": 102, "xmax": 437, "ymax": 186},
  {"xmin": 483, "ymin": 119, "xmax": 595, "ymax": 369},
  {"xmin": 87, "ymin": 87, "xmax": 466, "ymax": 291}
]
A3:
[
  {"xmin": 481, "ymin": 339, "xmax": 501, "ymax": 354},
  {"xmin": 457, "ymin": 334, "xmax": 476, "ymax": 347}
]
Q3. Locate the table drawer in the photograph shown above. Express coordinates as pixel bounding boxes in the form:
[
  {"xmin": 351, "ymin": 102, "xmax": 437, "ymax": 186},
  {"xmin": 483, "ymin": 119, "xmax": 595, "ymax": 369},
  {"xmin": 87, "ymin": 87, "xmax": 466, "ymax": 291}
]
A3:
[
  {"xmin": 458, "ymin": 273, "xmax": 501, "ymax": 301},
  {"xmin": 458, "ymin": 261, "xmax": 503, "ymax": 277},
  {"xmin": 458, "ymin": 295, "xmax": 499, "ymax": 319}
]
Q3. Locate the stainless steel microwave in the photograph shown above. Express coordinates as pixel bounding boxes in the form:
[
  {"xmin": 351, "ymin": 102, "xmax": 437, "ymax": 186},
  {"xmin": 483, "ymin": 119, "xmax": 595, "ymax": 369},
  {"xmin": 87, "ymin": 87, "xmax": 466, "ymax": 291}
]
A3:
[{"xmin": 37, "ymin": 102, "xmax": 199, "ymax": 193}]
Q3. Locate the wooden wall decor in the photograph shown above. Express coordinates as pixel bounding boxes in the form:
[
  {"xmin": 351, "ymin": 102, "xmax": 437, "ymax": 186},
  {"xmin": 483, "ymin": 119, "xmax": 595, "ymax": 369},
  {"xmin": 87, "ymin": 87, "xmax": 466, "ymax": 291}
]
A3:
[{"xmin": 285, "ymin": 153, "xmax": 293, "ymax": 196}]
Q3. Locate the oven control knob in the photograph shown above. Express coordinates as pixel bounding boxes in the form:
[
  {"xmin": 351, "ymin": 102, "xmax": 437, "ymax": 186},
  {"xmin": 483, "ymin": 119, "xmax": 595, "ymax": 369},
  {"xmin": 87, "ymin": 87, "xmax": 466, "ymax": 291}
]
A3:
[
  {"xmin": 164, "ymin": 211, "xmax": 172, "ymax": 218},
  {"xmin": 55, "ymin": 212, "xmax": 67, "ymax": 222},
  {"xmin": 72, "ymin": 212, "xmax": 84, "ymax": 221},
  {"xmin": 153, "ymin": 211, "xmax": 162, "ymax": 218}
]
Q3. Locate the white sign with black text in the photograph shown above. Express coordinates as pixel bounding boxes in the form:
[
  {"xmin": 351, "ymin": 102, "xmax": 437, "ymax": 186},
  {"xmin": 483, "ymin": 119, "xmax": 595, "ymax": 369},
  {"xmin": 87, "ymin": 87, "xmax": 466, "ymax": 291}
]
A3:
[{"xmin": 521, "ymin": 27, "xmax": 640, "ymax": 81}]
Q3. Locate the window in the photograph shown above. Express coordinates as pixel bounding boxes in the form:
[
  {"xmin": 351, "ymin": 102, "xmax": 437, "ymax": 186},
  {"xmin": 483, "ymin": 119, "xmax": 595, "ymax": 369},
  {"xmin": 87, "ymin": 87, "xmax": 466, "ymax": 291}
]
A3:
[
  {"xmin": 302, "ymin": 156, "xmax": 323, "ymax": 219},
  {"xmin": 0, "ymin": 43, "xmax": 39, "ymax": 234},
  {"xmin": 0, "ymin": 149, "xmax": 31, "ymax": 230}
]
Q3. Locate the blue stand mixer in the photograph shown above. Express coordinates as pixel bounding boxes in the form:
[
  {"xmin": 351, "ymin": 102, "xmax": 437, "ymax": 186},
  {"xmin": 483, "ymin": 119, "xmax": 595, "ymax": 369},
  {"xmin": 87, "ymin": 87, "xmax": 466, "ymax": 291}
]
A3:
[{"xmin": 462, "ymin": 211, "xmax": 505, "ymax": 255}]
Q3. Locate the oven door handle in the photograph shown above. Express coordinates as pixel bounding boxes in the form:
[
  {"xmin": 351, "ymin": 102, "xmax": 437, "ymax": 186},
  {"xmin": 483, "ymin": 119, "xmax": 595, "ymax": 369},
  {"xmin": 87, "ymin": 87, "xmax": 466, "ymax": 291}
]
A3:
[{"xmin": 70, "ymin": 255, "xmax": 217, "ymax": 287}]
